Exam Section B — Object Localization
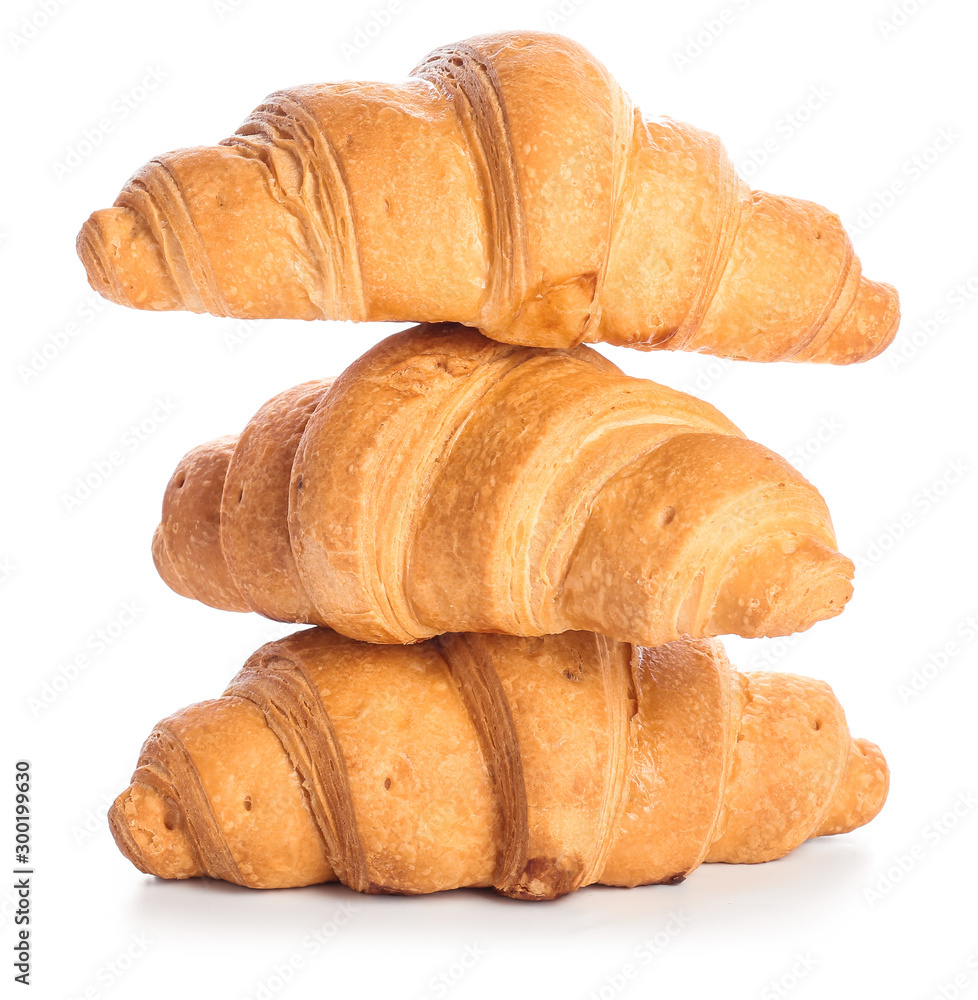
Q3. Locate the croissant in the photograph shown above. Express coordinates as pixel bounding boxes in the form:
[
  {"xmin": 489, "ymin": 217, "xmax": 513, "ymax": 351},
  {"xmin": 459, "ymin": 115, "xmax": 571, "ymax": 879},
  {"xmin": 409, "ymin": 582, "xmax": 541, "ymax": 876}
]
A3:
[
  {"xmin": 108, "ymin": 627, "xmax": 887, "ymax": 899},
  {"xmin": 152, "ymin": 323, "xmax": 854, "ymax": 646},
  {"xmin": 77, "ymin": 30, "xmax": 898, "ymax": 364}
]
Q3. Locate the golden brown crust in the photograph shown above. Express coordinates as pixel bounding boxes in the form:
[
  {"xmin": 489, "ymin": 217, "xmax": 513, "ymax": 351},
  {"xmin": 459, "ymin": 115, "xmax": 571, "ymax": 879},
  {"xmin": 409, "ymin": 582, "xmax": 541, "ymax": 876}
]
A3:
[
  {"xmin": 76, "ymin": 31, "xmax": 898, "ymax": 364},
  {"xmin": 704, "ymin": 672, "xmax": 849, "ymax": 863},
  {"xmin": 156, "ymin": 437, "xmax": 250, "ymax": 612},
  {"xmin": 221, "ymin": 379, "xmax": 334, "ymax": 623},
  {"xmin": 152, "ymin": 324, "xmax": 853, "ymax": 646},
  {"xmin": 600, "ymin": 639, "xmax": 739, "ymax": 886},
  {"xmin": 108, "ymin": 629, "xmax": 888, "ymax": 897}
]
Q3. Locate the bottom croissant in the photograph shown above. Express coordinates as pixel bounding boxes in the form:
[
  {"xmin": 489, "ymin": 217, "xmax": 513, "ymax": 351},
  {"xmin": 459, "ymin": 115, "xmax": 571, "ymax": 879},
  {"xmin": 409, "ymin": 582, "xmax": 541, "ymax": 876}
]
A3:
[{"xmin": 110, "ymin": 629, "xmax": 887, "ymax": 900}]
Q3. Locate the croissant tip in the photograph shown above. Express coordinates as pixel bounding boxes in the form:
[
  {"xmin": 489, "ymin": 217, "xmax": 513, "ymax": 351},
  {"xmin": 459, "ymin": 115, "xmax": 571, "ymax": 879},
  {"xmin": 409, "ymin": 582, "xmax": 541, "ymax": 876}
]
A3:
[
  {"xmin": 77, "ymin": 206, "xmax": 186, "ymax": 312},
  {"xmin": 815, "ymin": 736, "xmax": 889, "ymax": 838},
  {"xmin": 108, "ymin": 789, "xmax": 153, "ymax": 876},
  {"xmin": 810, "ymin": 276, "xmax": 901, "ymax": 365},
  {"xmin": 852, "ymin": 737, "xmax": 890, "ymax": 825},
  {"xmin": 851, "ymin": 279, "xmax": 901, "ymax": 363},
  {"xmin": 76, "ymin": 214, "xmax": 116, "ymax": 301},
  {"xmin": 709, "ymin": 535, "xmax": 854, "ymax": 641}
]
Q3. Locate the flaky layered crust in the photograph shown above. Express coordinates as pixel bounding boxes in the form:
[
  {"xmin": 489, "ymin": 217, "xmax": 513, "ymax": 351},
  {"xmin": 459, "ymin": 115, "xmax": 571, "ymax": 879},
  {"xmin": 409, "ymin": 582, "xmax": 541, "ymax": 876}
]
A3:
[
  {"xmin": 77, "ymin": 31, "xmax": 898, "ymax": 363},
  {"xmin": 152, "ymin": 324, "xmax": 854, "ymax": 646},
  {"xmin": 109, "ymin": 629, "xmax": 888, "ymax": 898}
]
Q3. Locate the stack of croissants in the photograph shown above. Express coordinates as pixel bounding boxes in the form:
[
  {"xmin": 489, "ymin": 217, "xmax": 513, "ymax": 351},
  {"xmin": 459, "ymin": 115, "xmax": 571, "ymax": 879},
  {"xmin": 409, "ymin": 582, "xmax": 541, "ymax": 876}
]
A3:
[{"xmin": 80, "ymin": 32, "xmax": 897, "ymax": 901}]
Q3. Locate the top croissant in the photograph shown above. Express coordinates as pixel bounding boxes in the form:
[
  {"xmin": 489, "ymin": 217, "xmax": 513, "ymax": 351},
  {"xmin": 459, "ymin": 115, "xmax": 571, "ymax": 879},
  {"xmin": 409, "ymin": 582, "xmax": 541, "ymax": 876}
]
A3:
[{"xmin": 77, "ymin": 30, "xmax": 898, "ymax": 363}]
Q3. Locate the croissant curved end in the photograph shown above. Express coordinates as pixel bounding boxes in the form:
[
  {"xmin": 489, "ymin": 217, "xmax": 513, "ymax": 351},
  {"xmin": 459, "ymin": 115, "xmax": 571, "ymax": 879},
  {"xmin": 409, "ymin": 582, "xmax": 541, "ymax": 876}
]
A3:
[
  {"xmin": 804, "ymin": 277, "xmax": 901, "ymax": 364},
  {"xmin": 817, "ymin": 737, "xmax": 890, "ymax": 837},
  {"xmin": 77, "ymin": 207, "xmax": 182, "ymax": 311},
  {"xmin": 108, "ymin": 783, "xmax": 200, "ymax": 880},
  {"xmin": 151, "ymin": 524, "xmax": 195, "ymax": 601},
  {"xmin": 708, "ymin": 536, "xmax": 855, "ymax": 640}
]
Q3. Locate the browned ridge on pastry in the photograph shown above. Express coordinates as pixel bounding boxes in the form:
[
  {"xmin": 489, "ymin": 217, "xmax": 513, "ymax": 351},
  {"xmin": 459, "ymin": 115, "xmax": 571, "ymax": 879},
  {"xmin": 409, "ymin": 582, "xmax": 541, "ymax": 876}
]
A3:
[
  {"xmin": 77, "ymin": 30, "xmax": 898, "ymax": 364},
  {"xmin": 109, "ymin": 628, "xmax": 888, "ymax": 898},
  {"xmin": 152, "ymin": 323, "xmax": 854, "ymax": 646}
]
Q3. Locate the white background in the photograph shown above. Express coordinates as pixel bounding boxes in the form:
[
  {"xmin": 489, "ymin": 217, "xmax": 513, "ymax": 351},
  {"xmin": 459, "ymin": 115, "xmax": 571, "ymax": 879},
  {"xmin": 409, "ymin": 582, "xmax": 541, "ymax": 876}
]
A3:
[{"xmin": 3, "ymin": 0, "xmax": 977, "ymax": 997}]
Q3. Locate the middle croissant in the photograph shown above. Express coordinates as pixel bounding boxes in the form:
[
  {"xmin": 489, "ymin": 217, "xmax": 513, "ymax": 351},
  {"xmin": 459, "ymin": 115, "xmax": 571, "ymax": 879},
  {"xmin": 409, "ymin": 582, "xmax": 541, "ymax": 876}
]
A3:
[{"xmin": 154, "ymin": 322, "xmax": 853, "ymax": 646}]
